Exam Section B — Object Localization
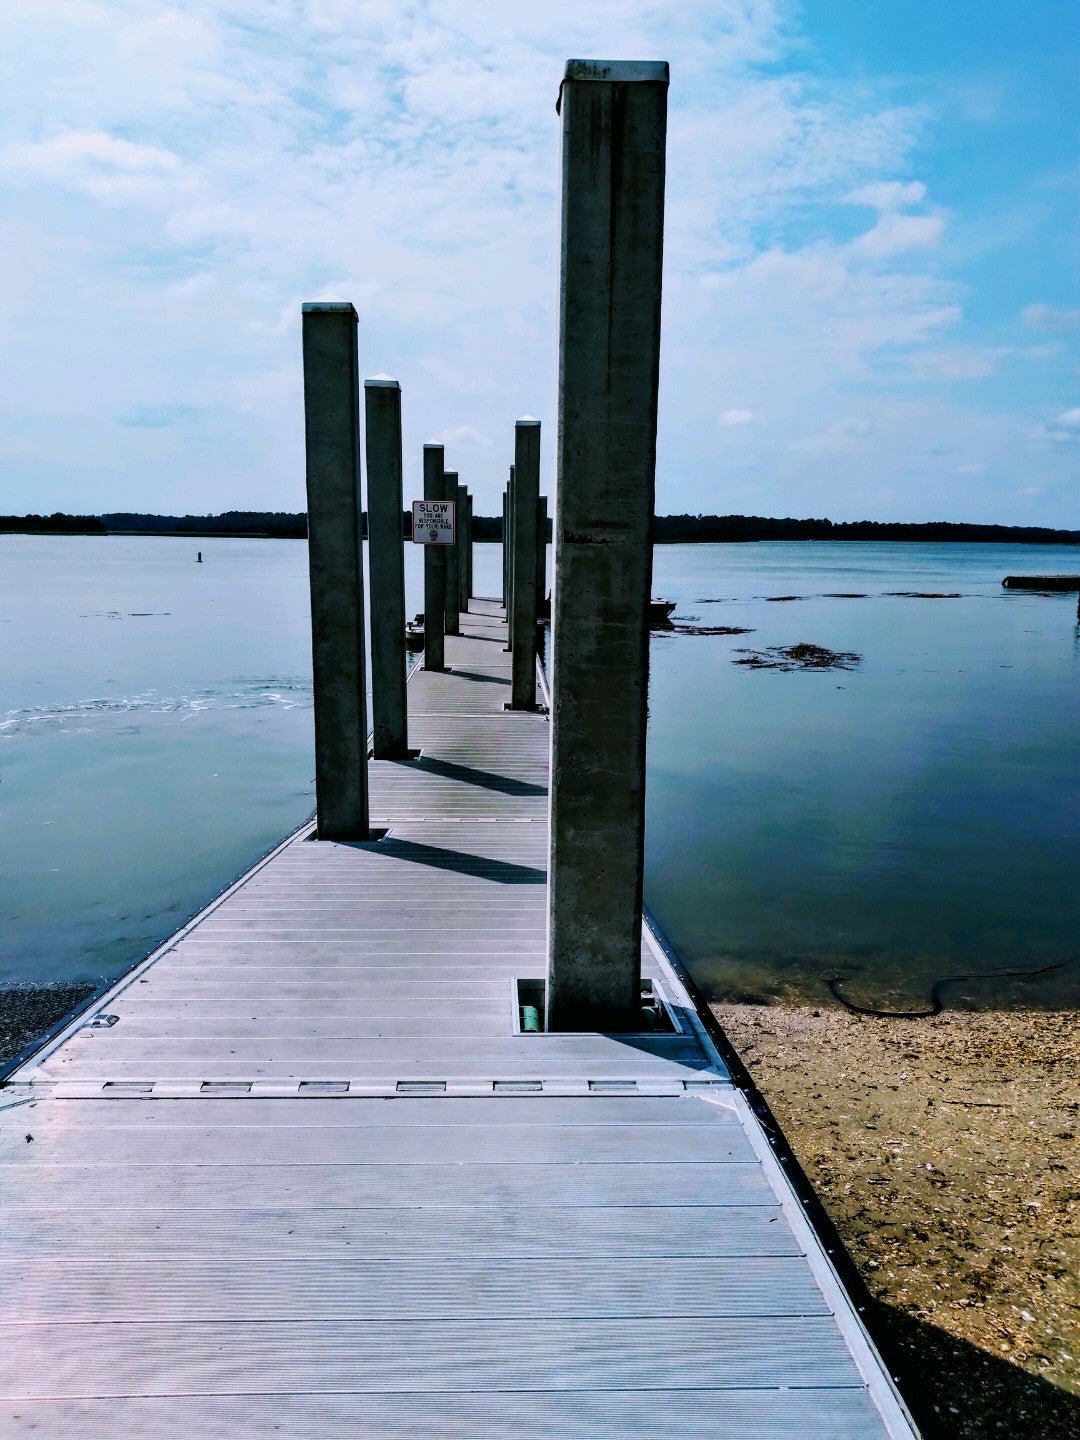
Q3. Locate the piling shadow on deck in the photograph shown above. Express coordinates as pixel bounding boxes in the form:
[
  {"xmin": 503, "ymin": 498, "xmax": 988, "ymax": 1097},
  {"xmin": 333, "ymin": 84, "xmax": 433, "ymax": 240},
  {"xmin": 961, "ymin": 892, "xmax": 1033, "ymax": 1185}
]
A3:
[{"xmin": 0, "ymin": 601, "xmax": 917, "ymax": 1438}]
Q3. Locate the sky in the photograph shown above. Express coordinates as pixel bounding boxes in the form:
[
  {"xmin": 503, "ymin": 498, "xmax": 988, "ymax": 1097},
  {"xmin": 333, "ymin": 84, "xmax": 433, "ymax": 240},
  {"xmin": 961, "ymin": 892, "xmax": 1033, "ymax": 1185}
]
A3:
[{"xmin": 0, "ymin": 1, "xmax": 1077, "ymax": 526}]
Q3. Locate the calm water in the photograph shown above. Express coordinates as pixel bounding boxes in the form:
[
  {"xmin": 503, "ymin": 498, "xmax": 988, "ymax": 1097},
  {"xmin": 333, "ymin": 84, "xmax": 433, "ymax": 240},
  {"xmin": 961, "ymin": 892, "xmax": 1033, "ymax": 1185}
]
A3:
[{"xmin": 2, "ymin": 536, "xmax": 1078, "ymax": 1009}]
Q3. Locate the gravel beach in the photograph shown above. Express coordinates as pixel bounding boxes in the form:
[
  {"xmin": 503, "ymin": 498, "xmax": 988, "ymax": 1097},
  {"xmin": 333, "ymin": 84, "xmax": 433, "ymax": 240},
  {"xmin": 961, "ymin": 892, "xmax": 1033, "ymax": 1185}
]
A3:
[
  {"xmin": 712, "ymin": 1002, "xmax": 1080, "ymax": 1439},
  {"xmin": 0, "ymin": 984, "xmax": 97, "ymax": 1073}
]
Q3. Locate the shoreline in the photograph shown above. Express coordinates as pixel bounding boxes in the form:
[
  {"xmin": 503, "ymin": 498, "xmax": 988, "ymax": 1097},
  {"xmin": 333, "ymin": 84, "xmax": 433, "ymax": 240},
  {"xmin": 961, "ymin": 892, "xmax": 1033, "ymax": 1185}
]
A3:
[{"xmin": 710, "ymin": 1000, "xmax": 1079, "ymax": 1439}]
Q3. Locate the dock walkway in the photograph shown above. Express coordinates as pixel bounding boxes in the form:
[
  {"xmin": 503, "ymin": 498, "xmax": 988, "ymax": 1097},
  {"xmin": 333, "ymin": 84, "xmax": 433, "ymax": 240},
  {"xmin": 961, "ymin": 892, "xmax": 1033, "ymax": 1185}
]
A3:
[{"xmin": 1, "ymin": 599, "xmax": 916, "ymax": 1437}]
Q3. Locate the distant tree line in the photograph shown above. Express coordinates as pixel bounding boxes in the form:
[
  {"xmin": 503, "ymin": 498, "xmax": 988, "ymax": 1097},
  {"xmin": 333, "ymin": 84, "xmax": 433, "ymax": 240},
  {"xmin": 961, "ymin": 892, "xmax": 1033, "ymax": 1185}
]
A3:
[
  {"xmin": 2, "ymin": 510, "xmax": 1076, "ymax": 544},
  {"xmin": 1, "ymin": 512, "xmax": 108, "ymax": 534},
  {"xmin": 651, "ymin": 514, "xmax": 1079, "ymax": 544},
  {"xmin": 100, "ymin": 511, "xmax": 308, "ymax": 537}
]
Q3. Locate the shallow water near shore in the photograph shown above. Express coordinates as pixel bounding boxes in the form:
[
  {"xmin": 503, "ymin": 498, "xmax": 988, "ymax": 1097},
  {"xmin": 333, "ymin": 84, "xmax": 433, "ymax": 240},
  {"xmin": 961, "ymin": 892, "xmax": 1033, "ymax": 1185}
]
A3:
[{"xmin": 2, "ymin": 535, "xmax": 1078, "ymax": 1008}]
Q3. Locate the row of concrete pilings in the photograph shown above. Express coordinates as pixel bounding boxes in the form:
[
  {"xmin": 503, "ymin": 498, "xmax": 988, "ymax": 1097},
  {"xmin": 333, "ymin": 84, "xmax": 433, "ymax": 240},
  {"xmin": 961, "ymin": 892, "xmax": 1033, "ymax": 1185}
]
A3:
[{"xmin": 299, "ymin": 59, "xmax": 669, "ymax": 1033}]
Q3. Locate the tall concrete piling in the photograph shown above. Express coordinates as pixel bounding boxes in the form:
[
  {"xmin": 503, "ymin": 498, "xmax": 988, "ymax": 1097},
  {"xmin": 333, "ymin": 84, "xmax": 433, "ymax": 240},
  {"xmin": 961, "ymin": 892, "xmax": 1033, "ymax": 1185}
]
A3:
[
  {"xmin": 443, "ymin": 469, "xmax": 460, "ymax": 637},
  {"xmin": 536, "ymin": 494, "xmax": 548, "ymax": 618},
  {"xmin": 301, "ymin": 301, "xmax": 370, "ymax": 841},
  {"xmin": 501, "ymin": 485, "xmax": 510, "ymax": 607},
  {"xmin": 364, "ymin": 377, "xmax": 408, "ymax": 759},
  {"xmin": 546, "ymin": 60, "xmax": 669, "ymax": 1031},
  {"xmin": 456, "ymin": 481, "xmax": 469, "ymax": 614},
  {"xmin": 505, "ymin": 465, "xmax": 516, "ymax": 650},
  {"xmin": 509, "ymin": 419, "xmax": 540, "ymax": 709},
  {"xmin": 422, "ymin": 444, "xmax": 447, "ymax": 671},
  {"xmin": 465, "ymin": 491, "xmax": 474, "ymax": 603}
]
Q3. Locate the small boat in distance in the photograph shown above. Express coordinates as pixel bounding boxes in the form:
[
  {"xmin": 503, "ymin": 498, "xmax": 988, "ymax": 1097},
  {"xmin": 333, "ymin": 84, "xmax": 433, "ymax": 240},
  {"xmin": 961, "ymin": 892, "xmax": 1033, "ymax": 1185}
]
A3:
[{"xmin": 649, "ymin": 598, "xmax": 677, "ymax": 626}]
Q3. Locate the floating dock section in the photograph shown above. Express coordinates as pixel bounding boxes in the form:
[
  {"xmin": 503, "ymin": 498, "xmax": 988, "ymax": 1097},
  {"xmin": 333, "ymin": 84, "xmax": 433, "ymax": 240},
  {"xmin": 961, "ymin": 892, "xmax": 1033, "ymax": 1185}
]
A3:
[
  {"xmin": 1002, "ymin": 574, "xmax": 1080, "ymax": 590},
  {"xmin": 1, "ymin": 601, "xmax": 917, "ymax": 1438}
]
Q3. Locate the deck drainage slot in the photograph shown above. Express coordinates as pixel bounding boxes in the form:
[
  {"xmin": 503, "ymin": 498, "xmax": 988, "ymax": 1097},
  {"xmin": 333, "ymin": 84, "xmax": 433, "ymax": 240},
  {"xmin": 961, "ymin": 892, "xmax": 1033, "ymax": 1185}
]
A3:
[
  {"xmin": 493, "ymin": 1080, "xmax": 543, "ymax": 1093},
  {"xmin": 102, "ymin": 1081, "xmax": 153, "ymax": 1094},
  {"xmin": 396, "ymin": 1080, "xmax": 446, "ymax": 1094},
  {"xmin": 200, "ymin": 1081, "xmax": 252, "ymax": 1096},
  {"xmin": 684, "ymin": 1079, "xmax": 726, "ymax": 1090},
  {"xmin": 588, "ymin": 1080, "xmax": 638, "ymax": 1093},
  {"xmin": 514, "ymin": 978, "xmax": 678, "ymax": 1034},
  {"xmin": 299, "ymin": 1080, "xmax": 350, "ymax": 1095}
]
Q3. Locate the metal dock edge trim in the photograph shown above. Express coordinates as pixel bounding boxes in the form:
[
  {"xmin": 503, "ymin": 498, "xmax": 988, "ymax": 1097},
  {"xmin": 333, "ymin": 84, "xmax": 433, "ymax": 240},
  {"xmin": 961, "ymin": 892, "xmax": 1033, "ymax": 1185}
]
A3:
[{"xmin": 642, "ymin": 908, "xmax": 922, "ymax": 1440}]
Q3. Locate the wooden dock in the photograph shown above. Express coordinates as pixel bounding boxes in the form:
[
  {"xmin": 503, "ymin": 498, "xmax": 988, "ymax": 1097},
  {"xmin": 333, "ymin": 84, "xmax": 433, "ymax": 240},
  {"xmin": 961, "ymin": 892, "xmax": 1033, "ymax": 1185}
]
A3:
[{"xmin": 1, "ymin": 599, "xmax": 917, "ymax": 1438}]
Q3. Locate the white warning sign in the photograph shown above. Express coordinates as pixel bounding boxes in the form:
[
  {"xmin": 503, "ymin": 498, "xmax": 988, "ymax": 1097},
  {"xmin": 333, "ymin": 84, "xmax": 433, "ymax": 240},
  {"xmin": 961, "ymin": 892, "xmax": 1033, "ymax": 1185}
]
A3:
[{"xmin": 411, "ymin": 500, "xmax": 456, "ymax": 545}]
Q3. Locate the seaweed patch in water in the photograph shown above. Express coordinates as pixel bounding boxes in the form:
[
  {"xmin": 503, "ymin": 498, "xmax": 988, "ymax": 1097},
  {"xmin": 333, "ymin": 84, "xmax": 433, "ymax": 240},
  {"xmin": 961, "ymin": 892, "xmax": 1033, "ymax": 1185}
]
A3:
[
  {"xmin": 658, "ymin": 622, "xmax": 754, "ymax": 637},
  {"xmin": 885, "ymin": 591, "xmax": 962, "ymax": 599},
  {"xmin": 764, "ymin": 594, "xmax": 803, "ymax": 602},
  {"xmin": 823, "ymin": 592, "xmax": 868, "ymax": 599},
  {"xmin": 733, "ymin": 642, "xmax": 861, "ymax": 671}
]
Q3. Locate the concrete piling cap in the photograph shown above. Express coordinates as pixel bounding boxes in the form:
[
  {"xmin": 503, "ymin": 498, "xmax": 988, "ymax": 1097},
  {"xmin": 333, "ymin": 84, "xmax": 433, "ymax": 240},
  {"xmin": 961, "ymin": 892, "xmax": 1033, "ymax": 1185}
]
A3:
[
  {"xmin": 563, "ymin": 59, "xmax": 669, "ymax": 83},
  {"xmin": 516, "ymin": 415, "xmax": 541, "ymax": 426},
  {"xmin": 365, "ymin": 374, "xmax": 399, "ymax": 388},
  {"xmin": 301, "ymin": 300, "xmax": 358, "ymax": 317},
  {"xmin": 557, "ymin": 59, "xmax": 668, "ymax": 112}
]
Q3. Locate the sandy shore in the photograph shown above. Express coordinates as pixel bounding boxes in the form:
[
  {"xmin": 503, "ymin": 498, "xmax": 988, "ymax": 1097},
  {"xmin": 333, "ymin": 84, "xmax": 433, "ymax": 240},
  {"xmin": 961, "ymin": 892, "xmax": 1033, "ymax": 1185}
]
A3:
[{"xmin": 711, "ymin": 1002, "xmax": 1079, "ymax": 1439}]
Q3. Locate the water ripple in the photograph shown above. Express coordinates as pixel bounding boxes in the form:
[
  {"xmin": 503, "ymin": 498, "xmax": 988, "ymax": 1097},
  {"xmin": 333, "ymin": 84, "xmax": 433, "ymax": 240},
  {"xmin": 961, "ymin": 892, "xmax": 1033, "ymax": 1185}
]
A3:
[{"xmin": 0, "ymin": 678, "xmax": 312, "ymax": 735}]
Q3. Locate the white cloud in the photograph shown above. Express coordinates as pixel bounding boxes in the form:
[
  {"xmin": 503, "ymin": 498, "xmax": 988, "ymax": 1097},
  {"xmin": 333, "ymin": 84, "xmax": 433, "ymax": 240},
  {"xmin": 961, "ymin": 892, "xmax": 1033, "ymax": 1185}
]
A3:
[
  {"xmin": 5, "ymin": 130, "xmax": 185, "ymax": 204},
  {"xmin": 7, "ymin": 131, "xmax": 180, "ymax": 175},
  {"xmin": 846, "ymin": 179, "xmax": 927, "ymax": 211},
  {"xmin": 957, "ymin": 462, "xmax": 985, "ymax": 475},
  {"xmin": 718, "ymin": 408, "xmax": 754, "ymax": 426},
  {"xmin": 851, "ymin": 211, "xmax": 945, "ymax": 258},
  {"xmin": 1021, "ymin": 303, "xmax": 1080, "ymax": 333},
  {"xmin": 1029, "ymin": 408, "xmax": 1080, "ymax": 445}
]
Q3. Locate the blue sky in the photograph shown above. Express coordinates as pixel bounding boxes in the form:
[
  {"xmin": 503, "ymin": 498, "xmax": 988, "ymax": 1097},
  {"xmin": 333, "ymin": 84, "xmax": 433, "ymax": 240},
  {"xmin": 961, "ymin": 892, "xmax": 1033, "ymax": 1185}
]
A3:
[{"xmin": 0, "ymin": 1, "xmax": 1076, "ymax": 525}]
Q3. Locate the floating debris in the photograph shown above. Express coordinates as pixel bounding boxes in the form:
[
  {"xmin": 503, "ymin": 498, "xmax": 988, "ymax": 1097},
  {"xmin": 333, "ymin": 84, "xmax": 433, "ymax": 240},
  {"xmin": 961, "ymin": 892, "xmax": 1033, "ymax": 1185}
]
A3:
[
  {"xmin": 823, "ymin": 592, "xmax": 868, "ymax": 599},
  {"xmin": 885, "ymin": 591, "xmax": 962, "ymax": 599},
  {"xmin": 733, "ymin": 642, "xmax": 861, "ymax": 672},
  {"xmin": 764, "ymin": 594, "xmax": 803, "ymax": 602}
]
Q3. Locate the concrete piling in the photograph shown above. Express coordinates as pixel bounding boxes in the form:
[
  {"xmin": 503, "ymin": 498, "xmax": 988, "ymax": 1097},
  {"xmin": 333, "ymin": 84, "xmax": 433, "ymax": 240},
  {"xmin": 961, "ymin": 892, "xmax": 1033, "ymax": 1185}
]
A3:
[
  {"xmin": 536, "ymin": 494, "xmax": 548, "ymax": 619},
  {"xmin": 456, "ymin": 482, "xmax": 469, "ymax": 615},
  {"xmin": 509, "ymin": 420, "xmax": 540, "ymax": 709},
  {"xmin": 422, "ymin": 444, "xmax": 447, "ymax": 671},
  {"xmin": 501, "ymin": 485, "xmax": 510, "ymax": 608},
  {"xmin": 546, "ymin": 60, "xmax": 669, "ymax": 1031},
  {"xmin": 443, "ymin": 469, "xmax": 460, "ymax": 637},
  {"xmin": 505, "ymin": 465, "xmax": 516, "ymax": 650},
  {"xmin": 301, "ymin": 301, "xmax": 370, "ymax": 841},
  {"xmin": 465, "ymin": 491, "xmax": 474, "ymax": 603},
  {"xmin": 364, "ymin": 377, "xmax": 408, "ymax": 759}
]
